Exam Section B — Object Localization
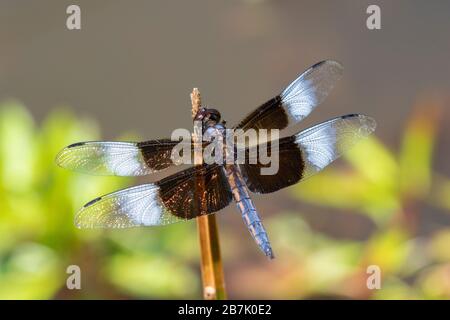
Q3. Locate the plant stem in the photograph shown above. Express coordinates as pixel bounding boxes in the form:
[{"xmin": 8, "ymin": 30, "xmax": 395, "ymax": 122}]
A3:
[{"xmin": 191, "ymin": 88, "xmax": 227, "ymax": 300}]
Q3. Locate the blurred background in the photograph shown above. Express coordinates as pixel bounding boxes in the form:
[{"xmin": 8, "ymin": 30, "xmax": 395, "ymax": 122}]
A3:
[{"xmin": 0, "ymin": 0, "xmax": 450, "ymax": 299}]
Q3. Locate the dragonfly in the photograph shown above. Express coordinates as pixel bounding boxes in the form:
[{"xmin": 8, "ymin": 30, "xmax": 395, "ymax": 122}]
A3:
[{"xmin": 56, "ymin": 60, "xmax": 376, "ymax": 259}]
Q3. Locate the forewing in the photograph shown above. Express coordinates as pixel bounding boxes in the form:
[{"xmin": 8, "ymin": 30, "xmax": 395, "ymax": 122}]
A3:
[
  {"xmin": 235, "ymin": 60, "xmax": 343, "ymax": 132},
  {"xmin": 56, "ymin": 139, "xmax": 191, "ymax": 176}
]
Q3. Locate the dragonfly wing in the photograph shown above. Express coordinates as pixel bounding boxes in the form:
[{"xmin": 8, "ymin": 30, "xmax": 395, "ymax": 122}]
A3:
[
  {"xmin": 239, "ymin": 114, "xmax": 376, "ymax": 194},
  {"xmin": 75, "ymin": 164, "xmax": 232, "ymax": 228},
  {"xmin": 56, "ymin": 139, "xmax": 192, "ymax": 176},
  {"xmin": 234, "ymin": 60, "xmax": 344, "ymax": 132}
]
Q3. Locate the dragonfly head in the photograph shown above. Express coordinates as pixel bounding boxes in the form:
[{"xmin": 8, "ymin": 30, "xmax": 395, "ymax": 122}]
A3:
[{"xmin": 194, "ymin": 107, "xmax": 222, "ymax": 129}]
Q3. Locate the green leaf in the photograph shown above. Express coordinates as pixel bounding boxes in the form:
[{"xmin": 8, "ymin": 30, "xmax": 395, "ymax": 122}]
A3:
[
  {"xmin": 399, "ymin": 106, "xmax": 439, "ymax": 198},
  {"xmin": 0, "ymin": 243, "xmax": 62, "ymax": 299},
  {"xmin": 105, "ymin": 253, "xmax": 199, "ymax": 298},
  {"xmin": 363, "ymin": 229, "xmax": 411, "ymax": 275},
  {"xmin": 345, "ymin": 136, "xmax": 398, "ymax": 191},
  {"xmin": 0, "ymin": 101, "xmax": 36, "ymax": 192}
]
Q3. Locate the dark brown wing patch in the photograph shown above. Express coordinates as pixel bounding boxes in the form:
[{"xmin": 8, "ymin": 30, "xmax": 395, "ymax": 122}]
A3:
[
  {"xmin": 157, "ymin": 164, "xmax": 233, "ymax": 219},
  {"xmin": 235, "ymin": 96, "xmax": 289, "ymax": 131},
  {"xmin": 137, "ymin": 139, "xmax": 185, "ymax": 172},
  {"xmin": 239, "ymin": 137, "xmax": 305, "ymax": 194}
]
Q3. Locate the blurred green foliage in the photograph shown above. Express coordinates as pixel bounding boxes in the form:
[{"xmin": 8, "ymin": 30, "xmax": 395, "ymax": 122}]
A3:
[
  {"xmin": 0, "ymin": 101, "xmax": 199, "ymax": 299},
  {"xmin": 0, "ymin": 99, "xmax": 449, "ymax": 299},
  {"xmin": 252, "ymin": 101, "xmax": 450, "ymax": 299}
]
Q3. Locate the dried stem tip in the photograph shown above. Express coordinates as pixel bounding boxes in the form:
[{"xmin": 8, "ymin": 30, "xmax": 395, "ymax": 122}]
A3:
[{"xmin": 191, "ymin": 88, "xmax": 202, "ymax": 119}]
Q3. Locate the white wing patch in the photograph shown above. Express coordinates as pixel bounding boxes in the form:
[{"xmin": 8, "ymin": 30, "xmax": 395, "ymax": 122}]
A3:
[
  {"xmin": 75, "ymin": 184, "xmax": 180, "ymax": 228},
  {"xmin": 296, "ymin": 123, "xmax": 337, "ymax": 171},
  {"xmin": 295, "ymin": 114, "xmax": 376, "ymax": 177},
  {"xmin": 102, "ymin": 143, "xmax": 148, "ymax": 176},
  {"xmin": 280, "ymin": 60, "xmax": 344, "ymax": 122},
  {"xmin": 56, "ymin": 142, "xmax": 152, "ymax": 176}
]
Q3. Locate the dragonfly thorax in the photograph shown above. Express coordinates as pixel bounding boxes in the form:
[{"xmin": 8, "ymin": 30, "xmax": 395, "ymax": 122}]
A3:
[{"xmin": 203, "ymin": 123, "xmax": 226, "ymax": 141}]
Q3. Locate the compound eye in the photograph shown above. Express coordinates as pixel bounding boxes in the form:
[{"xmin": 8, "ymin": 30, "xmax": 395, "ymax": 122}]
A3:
[{"xmin": 209, "ymin": 110, "xmax": 221, "ymax": 122}]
